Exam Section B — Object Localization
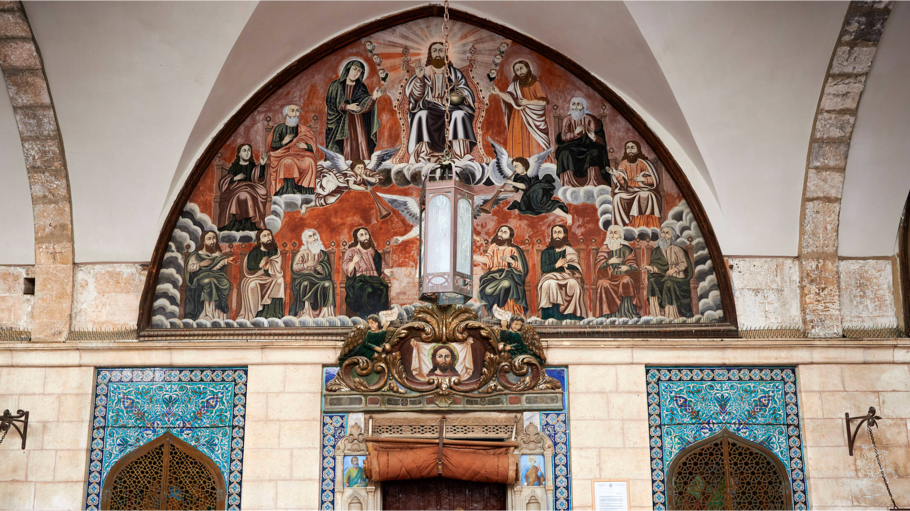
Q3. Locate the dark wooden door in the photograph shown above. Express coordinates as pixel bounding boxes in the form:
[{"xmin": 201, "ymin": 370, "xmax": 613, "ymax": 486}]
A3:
[{"xmin": 382, "ymin": 477, "xmax": 507, "ymax": 510}]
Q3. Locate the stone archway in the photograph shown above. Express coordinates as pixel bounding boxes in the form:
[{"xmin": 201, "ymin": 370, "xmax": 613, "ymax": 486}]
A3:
[
  {"xmin": 798, "ymin": 1, "xmax": 894, "ymax": 337},
  {"xmin": 0, "ymin": 1, "xmax": 74, "ymax": 341}
]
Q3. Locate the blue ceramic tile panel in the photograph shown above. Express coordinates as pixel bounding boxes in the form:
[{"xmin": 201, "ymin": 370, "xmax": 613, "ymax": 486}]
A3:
[
  {"xmin": 85, "ymin": 367, "xmax": 248, "ymax": 511},
  {"xmin": 646, "ymin": 367, "xmax": 807, "ymax": 511}
]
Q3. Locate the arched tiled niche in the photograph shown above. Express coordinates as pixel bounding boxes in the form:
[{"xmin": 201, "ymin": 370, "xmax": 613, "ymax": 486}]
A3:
[{"xmin": 139, "ymin": 6, "xmax": 736, "ymax": 338}]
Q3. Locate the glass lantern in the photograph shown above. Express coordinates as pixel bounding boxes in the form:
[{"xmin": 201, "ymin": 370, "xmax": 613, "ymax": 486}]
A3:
[{"xmin": 419, "ymin": 169, "xmax": 474, "ymax": 304}]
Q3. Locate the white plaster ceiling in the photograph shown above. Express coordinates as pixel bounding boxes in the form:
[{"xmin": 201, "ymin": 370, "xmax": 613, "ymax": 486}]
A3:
[
  {"xmin": 839, "ymin": 1, "xmax": 910, "ymax": 257},
  {"xmin": 0, "ymin": 73, "xmax": 35, "ymax": 264},
  {"xmin": 6, "ymin": 1, "xmax": 907, "ymax": 264},
  {"xmin": 24, "ymin": 1, "xmax": 257, "ymax": 262},
  {"xmin": 627, "ymin": 1, "xmax": 849, "ymax": 256}
]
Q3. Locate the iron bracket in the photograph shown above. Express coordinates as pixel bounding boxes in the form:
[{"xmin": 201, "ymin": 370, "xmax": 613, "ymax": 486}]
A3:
[
  {"xmin": 845, "ymin": 406, "xmax": 880, "ymax": 456},
  {"xmin": 0, "ymin": 409, "xmax": 29, "ymax": 450}
]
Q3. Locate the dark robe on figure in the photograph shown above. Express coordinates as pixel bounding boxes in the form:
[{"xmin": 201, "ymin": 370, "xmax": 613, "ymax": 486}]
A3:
[
  {"xmin": 478, "ymin": 244, "xmax": 529, "ymax": 315},
  {"xmin": 289, "ymin": 249, "xmax": 335, "ymax": 317},
  {"xmin": 246, "ymin": 246, "xmax": 284, "ymax": 319},
  {"xmin": 343, "ymin": 245, "xmax": 390, "ymax": 318},
  {"xmin": 338, "ymin": 330, "xmax": 387, "ymax": 364},
  {"xmin": 506, "ymin": 173, "xmax": 569, "ymax": 216},
  {"xmin": 555, "ymin": 114, "xmax": 610, "ymax": 183},
  {"xmin": 647, "ymin": 245, "xmax": 694, "ymax": 317},
  {"xmin": 325, "ymin": 61, "xmax": 380, "ymax": 160},
  {"xmin": 184, "ymin": 251, "xmax": 231, "ymax": 321},
  {"xmin": 500, "ymin": 329, "xmax": 541, "ymax": 364},
  {"xmin": 218, "ymin": 161, "xmax": 269, "ymax": 232}
]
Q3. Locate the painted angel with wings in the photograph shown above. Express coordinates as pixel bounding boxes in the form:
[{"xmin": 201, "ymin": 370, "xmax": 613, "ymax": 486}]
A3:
[
  {"xmin": 492, "ymin": 305, "xmax": 545, "ymax": 365},
  {"xmin": 375, "ymin": 192, "xmax": 514, "ymax": 245},
  {"xmin": 486, "ymin": 139, "xmax": 572, "ymax": 224},
  {"xmin": 337, "ymin": 307, "xmax": 399, "ymax": 365},
  {"xmin": 315, "ymin": 146, "xmax": 399, "ymax": 209}
]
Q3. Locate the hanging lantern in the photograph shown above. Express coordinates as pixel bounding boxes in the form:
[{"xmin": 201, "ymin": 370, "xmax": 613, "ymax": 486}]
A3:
[{"xmin": 419, "ymin": 162, "xmax": 474, "ymax": 304}]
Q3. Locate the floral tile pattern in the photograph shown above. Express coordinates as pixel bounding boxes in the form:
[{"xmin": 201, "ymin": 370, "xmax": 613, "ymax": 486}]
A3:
[
  {"xmin": 541, "ymin": 367, "xmax": 571, "ymax": 511},
  {"xmin": 85, "ymin": 367, "xmax": 248, "ymax": 511},
  {"xmin": 646, "ymin": 367, "xmax": 807, "ymax": 510}
]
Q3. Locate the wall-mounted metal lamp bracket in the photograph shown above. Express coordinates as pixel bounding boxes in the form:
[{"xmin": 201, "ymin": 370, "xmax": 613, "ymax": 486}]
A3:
[
  {"xmin": 0, "ymin": 409, "xmax": 29, "ymax": 450},
  {"xmin": 845, "ymin": 406, "xmax": 880, "ymax": 456}
]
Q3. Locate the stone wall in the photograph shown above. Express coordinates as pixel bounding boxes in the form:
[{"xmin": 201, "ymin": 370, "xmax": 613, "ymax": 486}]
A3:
[
  {"xmin": 800, "ymin": 364, "xmax": 910, "ymax": 509},
  {"xmin": 729, "ymin": 258, "xmax": 802, "ymax": 329},
  {"xmin": 1, "ymin": 344, "xmax": 910, "ymax": 509},
  {"xmin": 0, "ymin": 266, "xmax": 32, "ymax": 330},
  {"xmin": 71, "ymin": 264, "xmax": 146, "ymax": 331},
  {"xmin": 729, "ymin": 256, "xmax": 902, "ymax": 333}
]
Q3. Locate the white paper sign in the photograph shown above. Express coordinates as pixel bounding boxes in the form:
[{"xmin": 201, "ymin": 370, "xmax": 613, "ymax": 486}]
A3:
[{"xmin": 593, "ymin": 480, "xmax": 629, "ymax": 511}]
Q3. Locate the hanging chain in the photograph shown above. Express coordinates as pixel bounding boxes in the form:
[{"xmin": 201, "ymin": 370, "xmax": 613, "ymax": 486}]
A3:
[
  {"xmin": 441, "ymin": 0, "xmax": 452, "ymax": 162},
  {"xmin": 0, "ymin": 425, "xmax": 9, "ymax": 446},
  {"xmin": 868, "ymin": 421, "xmax": 898, "ymax": 509}
]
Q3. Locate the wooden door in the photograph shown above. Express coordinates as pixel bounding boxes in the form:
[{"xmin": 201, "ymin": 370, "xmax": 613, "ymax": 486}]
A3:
[{"xmin": 382, "ymin": 477, "xmax": 507, "ymax": 510}]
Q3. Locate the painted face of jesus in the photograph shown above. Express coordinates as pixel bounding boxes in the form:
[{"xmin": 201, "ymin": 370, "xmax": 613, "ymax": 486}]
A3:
[
  {"xmin": 429, "ymin": 43, "xmax": 446, "ymax": 68},
  {"xmin": 434, "ymin": 349, "xmax": 453, "ymax": 372},
  {"xmin": 513, "ymin": 62, "xmax": 528, "ymax": 77}
]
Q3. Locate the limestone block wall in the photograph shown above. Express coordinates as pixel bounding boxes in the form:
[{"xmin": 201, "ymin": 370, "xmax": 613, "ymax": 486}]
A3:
[
  {"xmin": 0, "ymin": 266, "xmax": 33, "ymax": 330},
  {"xmin": 800, "ymin": 364, "xmax": 910, "ymax": 509},
  {"xmin": 729, "ymin": 258, "xmax": 802, "ymax": 329},
  {"xmin": 71, "ymin": 264, "xmax": 146, "ymax": 331},
  {"xmin": 839, "ymin": 259, "xmax": 898, "ymax": 329},
  {"xmin": 0, "ymin": 365, "xmax": 93, "ymax": 510},
  {"xmin": 2, "ymin": 344, "xmax": 910, "ymax": 510},
  {"xmin": 566, "ymin": 363, "xmax": 652, "ymax": 510}
]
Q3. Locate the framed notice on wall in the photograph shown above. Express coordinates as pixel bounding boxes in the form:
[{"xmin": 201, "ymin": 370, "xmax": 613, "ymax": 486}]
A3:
[{"xmin": 592, "ymin": 480, "xmax": 630, "ymax": 511}]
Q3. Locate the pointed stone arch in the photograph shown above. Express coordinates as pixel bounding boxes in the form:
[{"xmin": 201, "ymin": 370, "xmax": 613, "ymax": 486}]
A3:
[{"xmin": 100, "ymin": 431, "xmax": 226, "ymax": 511}]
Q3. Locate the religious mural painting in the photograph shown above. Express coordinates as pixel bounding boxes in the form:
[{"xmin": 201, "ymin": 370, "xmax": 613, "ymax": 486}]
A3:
[
  {"xmin": 85, "ymin": 367, "xmax": 249, "ymax": 511},
  {"xmin": 147, "ymin": 11, "xmax": 729, "ymax": 332},
  {"xmin": 646, "ymin": 367, "xmax": 808, "ymax": 510}
]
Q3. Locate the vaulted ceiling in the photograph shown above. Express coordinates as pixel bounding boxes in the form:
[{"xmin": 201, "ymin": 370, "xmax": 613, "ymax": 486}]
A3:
[{"xmin": 1, "ymin": 1, "xmax": 906, "ymax": 264}]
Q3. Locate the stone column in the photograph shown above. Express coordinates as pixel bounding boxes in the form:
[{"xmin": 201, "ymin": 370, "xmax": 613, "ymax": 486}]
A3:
[
  {"xmin": 0, "ymin": 1, "xmax": 74, "ymax": 341},
  {"xmin": 799, "ymin": 1, "xmax": 893, "ymax": 337}
]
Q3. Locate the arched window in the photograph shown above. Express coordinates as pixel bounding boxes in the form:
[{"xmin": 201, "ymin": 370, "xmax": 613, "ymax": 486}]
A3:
[
  {"xmin": 668, "ymin": 429, "xmax": 791, "ymax": 510},
  {"xmin": 101, "ymin": 432, "xmax": 226, "ymax": 511}
]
